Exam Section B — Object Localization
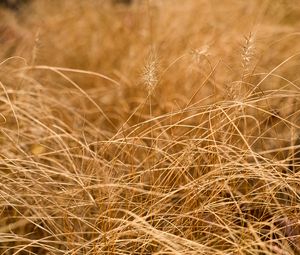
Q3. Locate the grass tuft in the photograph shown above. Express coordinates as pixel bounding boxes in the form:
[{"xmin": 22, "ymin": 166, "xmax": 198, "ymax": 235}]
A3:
[{"xmin": 1, "ymin": 0, "xmax": 300, "ymax": 254}]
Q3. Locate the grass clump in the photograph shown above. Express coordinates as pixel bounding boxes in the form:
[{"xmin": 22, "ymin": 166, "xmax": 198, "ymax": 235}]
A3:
[{"xmin": 1, "ymin": 0, "xmax": 300, "ymax": 254}]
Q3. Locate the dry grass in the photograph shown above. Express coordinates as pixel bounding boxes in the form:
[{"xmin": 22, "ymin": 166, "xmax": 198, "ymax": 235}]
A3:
[{"xmin": 1, "ymin": 0, "xmax": 300, "ymax": 254}]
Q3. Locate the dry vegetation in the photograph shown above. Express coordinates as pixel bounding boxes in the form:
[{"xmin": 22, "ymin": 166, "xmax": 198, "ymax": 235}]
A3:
[{"xmin": 1, "ymin": 0, "xmax": 300, "ymax": 254}]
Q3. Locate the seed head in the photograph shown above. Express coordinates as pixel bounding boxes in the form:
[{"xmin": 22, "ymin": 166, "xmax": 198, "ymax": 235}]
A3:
[
  {"xmin": 241, "ymin": 33, "xmax": 255, "ymax": 73},
  {"xmin": 142, "ymin": 53, "xmax": 158, "ymax": 95},
  {"xmin": 191, "ymin": 45, "xmax": 210, "ymax": 64}
]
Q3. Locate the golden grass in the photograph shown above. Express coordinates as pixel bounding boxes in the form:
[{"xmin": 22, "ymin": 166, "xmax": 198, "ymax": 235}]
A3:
[{"xmin": 1, "ymin": 0, "xmax": 300, "ymax": 254}]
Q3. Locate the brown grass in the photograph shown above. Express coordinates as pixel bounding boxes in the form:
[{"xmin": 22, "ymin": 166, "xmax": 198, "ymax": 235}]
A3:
[{"xmin": 1, "ymin": 0, "xmax": 300, "ymax": 254}]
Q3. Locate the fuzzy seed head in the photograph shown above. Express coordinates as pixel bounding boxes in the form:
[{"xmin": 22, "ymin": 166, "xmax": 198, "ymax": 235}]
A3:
[
  {"xmin": 191, "ymin": 45, "xmax": 210, "ymax": 64},
  {"xmin": 241, "ymin": 33, "xmax": 255, "ymax": 72},
  {"xmin": 142, "ymin": 53, "xmax": 158, "ymax": 94}
]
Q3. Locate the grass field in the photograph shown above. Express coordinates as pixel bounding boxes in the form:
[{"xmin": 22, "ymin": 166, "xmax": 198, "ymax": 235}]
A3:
[{"xmin": 1, "ymin": 0, "xmax": 300, "ymax": 254}]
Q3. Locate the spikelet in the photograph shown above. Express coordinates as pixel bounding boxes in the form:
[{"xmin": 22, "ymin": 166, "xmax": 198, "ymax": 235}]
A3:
[
  {"xmin": 241, "ymin": 32, "xmax": 255, "ymax": 76},
  {"xmin": 191, "ymin": 45, "xmax": 210, "ymax": 65},
  {"xmin": 31, "ymin": 29, "xmax": 40, "ymax": 66},
  {"xmin": 142, "ymin": 51, "xmax": 158, "ymax": 95},
  {"xmin": 227, "ymin": 33, "xmax": 256, "ymax": 101}
]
